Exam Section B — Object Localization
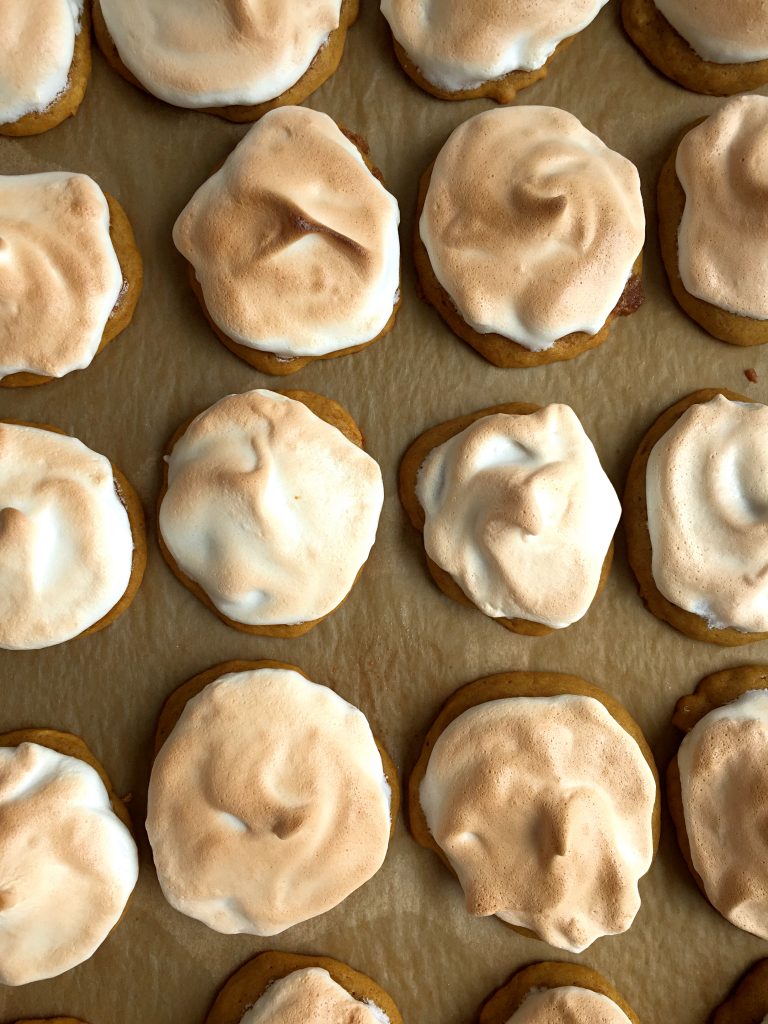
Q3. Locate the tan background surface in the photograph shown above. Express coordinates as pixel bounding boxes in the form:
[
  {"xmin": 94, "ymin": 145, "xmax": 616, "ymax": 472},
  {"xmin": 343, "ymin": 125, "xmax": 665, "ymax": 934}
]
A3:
[{"xmin": 0, "ymin": 2, "xmax": 766, "ymax": 1022}]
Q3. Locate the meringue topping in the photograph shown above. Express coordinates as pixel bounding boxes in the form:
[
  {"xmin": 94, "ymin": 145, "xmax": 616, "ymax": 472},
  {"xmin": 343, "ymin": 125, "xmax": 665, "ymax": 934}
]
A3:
[
  {"xmin": 415, "ymin": 405, "xmax": 620, "ymax": 628},
  {"xmin": 173, "ymin": 107, "xmax": 400, "ymax": 358},
  {"xmin": 0, "ymin": 172, "xmax": 124, "ymax": 379},
  {"xmin": 676, "ymin": 96, "xmax": 768, "ymax": 320},
  {"xmin": 0, "ymin": 742, "xmax": 138, "ymax": 986},
  {"xmin": 679, "ymin": 689, "xmax": 768, "ymax": 938},
  {"xmin": 646, "ymin": 395, "xmax": 768, "ymax": 632},
  {"xmin": 99, "ymin": 0, "xmax": 343, "ymax": 108},
  {"xmin": 506, "ymin": 986, "xmax": 633, "ymax": 1024},
  {"xmin": 420, "ymin": 694, "xmax": 656, "ymax": 952},
  {"xmin": 242, "ymin": 968, "xmax": 389, "ymax": 1024},
  {"xmin": 146, "ymin": 668, "xmax": 392, "ymax": 935},
  {"xmin": 0, "ymin": 422, "xmax": 134, "ymax": 650},
  {"xmin": 419, "ymin": 107, "xmax": 644, "ymax": 351},
  {"xmin": 655, "ymin": 0, "xmax": 768, "ymax": 64},
  {"xmin": 0, "ymin": 0, "xmax": 83, "ymax": 124},
  {"xmin": 159, "ymin": 389, "xmax": 383, "ymax": 626},
  {"xmin": 380, "ymin": 0, "xmax": 609, "ymax": 93}
]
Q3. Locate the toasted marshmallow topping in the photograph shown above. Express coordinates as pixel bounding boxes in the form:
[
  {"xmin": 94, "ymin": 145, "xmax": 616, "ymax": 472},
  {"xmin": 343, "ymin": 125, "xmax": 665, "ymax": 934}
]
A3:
[
  {"xmin": 679, "ymin": 690, "xmax": 768, "ymax": 938},
  {"xmin": 416, "ymin": 405, "xmax": 620, "ymax": 628},
  {"xmin": 647, "ymin": 395, "xmax": 768, "ymax": 633},
  {"xmin": 159, "ymin": 389, "xmax": 383, "ymax": 626},
  {"xmin": 0, "ymin": 423, "xmax": 134, "ymax": 650},
  {"xmin": 99, "ymin": 0, "xmax": 343, "ymax": 108},
  {"xmin": 147, "ymin": 668, "xmax": 392, "ymax": 936},
  {"xmin": 420, "ymin": 107, "xmax": 644, "ymax": 351},
  {"xmin": 242, "ymin": 968, "xmax": 389, "ymax": 1024},
  {"xmin": 173, "ymin": 107, "xmax": 400, "ymax": 358},
  {"xmin": 506, "ymin": 986, "xmax": 633, "ymax": 1024},
  {"xmin": 0, "ymin": 742, "xmax": 138, "ymax": 986},
  {"xmin": 676, "ymin": 97, "xmax": 768, "ymax": 320},
  {"xmin": 420, "ymin": 694, "xmax": 656, "ymax": 952},
  {"xmin": 655, "ymin": 0, "xmax": 768, "ymax": 64},
  {"xmin": 380, "ymin": 0, "xmax": 609, "ymax": 93},
  {"xmin": 0, "ymin": 172, "xmax": 123, "ymax": 379},
  {"xmin": 0, "ymin": 0, "xmax": 83, "ymax": 124}
]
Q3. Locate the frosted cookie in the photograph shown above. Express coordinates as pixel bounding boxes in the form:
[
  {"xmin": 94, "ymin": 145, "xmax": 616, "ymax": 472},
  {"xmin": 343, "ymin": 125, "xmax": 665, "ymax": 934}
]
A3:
[
  {"xmin": 158, "ymin": 389, "xmax": 383, "ymax": 636},
  {"xmin": 479, "ymin": 962, "xmax": 641, "ymax": 1024},
  {"xmin": 400, "ymin": 402, "xmax": 620, "ymax": 636},
  {"xmin": 624, "ymin": 389, "xmax": 768, "ymax": 645},
  {"xmin": 711, "ymin": 960, "xmax": 768, "ymax": 1024},
  {"xmin": 147, "ymin": 660, "xmax": 399, "ymax": 936},
  {"xmin": 93, "ymin": 0, "xmax": 358, "ymax": 122},
  {"xmin": 0, "ymin": 172, "xmax": 143, "ymax": 387},
  {"xmin": 174, "ymin": 107, "xmax": 401, "ymax": 376},
  {"xmin": 668, "ymin": 666, "xmax": 768, "ymax": 937},
  {"xmin": 659, "ymin": 99, "xmax": 768, "ymax": 347},
  {"xmin": 0, "ymin": 728, "xmax": 138, "ymax": 986},
  {"xmin": 381, "ymin": 0, "xmax": 608, "ymax": 102},
  {"xmin": 206, "ymin": 951, "xmax": 403, "ymax": 1024},
  {"xmin": 0, "ymin": 0, "xmax": 91, "ymax": 136},
  {"xmin": 415, "ymin": 107, "xmax": 644, "ymax": 368},
  {"xmin": 0, "ymin": 420, "xmax": 146, "ymax": 650},
  {"xmin": 622, "ymin": 0, "xmax": 768, "ymax": 95},
  {"xmin": 409, "ymin": 672, "xmax": 659, "ymax": 952}
]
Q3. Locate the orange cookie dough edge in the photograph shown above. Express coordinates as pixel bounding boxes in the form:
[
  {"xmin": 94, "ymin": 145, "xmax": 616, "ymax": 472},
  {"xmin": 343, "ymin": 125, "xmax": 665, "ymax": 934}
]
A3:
[
  {"xmin": 407, "ymin": 671, "xmax": 660, "ymax": 942},
  {"xmin": 413, "ymin": 161, "xmax": 644, "ymax": 368},
  {"xmin": 657, "ymin": 120, "xmax": 768, "ymax": 347},
  {"xmin": 0, "ymin": 418, "xmax": 146, "ymax": 638},
  {"xmin": 0, "ymin": 1, "xmax": 92, "ymax": 137},
  {"xmin": 399, "ymin": 401, "xmax": 614, "ymax": 637},
  {"xmin": 712, "ymin": 959, "xmax": 768, "ymax": 1024},
  {"xmin": 1, "ymin": 191, "xmax": 144, "ymax": 388},
  {"xmin": 390, "ymin": 34, "xmax": 574, "ymax": 103},
  {"xmin": 153, "ymin": 659, "xmax": 400, "ymax": 837},
  {"xmin": 479, "ymin": 961, "xmax": 642, "ymax": 1024},
  {"xmin": 156, "ymin": 390, "xmax": 371, "ymax": 638},
  {"xmin": 185, "ymin": 126, "xmax": 401, "ymax": 377},
  {"xmin": 623, "ymin": 388, "xmax": 768, "ymax": 646},
  {"xmin": 205, "ymin": 951, "xmax": 404, "ymax": 1024},
  {"xmin": 621, "ymin": 0, "xmax": 768, "ymax": 96},
  {"xmin": 93, "ymin": 0, "xmax": 359, "ymax": 122}
]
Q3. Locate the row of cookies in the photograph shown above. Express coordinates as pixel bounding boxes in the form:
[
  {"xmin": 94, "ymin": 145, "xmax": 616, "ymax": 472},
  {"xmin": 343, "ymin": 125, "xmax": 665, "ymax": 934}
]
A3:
[{"xmin": 2, "ymin": 0, "xmax": 765, "ymax": 139}]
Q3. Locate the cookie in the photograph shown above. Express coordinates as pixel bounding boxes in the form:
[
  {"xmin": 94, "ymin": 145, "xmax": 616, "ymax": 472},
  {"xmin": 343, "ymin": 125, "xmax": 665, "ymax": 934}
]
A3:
[
  {"xmin": 400, "ymin": 402, "xmax": 619, "ymax": 635},
  {"xmin": 711, "ymin": 960, "xmax": 768, "ymax": 1024}
]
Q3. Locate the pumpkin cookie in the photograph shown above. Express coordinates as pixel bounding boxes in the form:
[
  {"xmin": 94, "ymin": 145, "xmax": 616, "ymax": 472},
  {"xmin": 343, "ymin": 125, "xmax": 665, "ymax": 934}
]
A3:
[
  {"xmin": 93, "ymin": 0, "xmax": 358, "ymax": 121},
  {"xmin": 147, "ymin": 660, "xmax": 398, "ymax": 936},
  {"xmin": 711, "ymin": 960, "xmax": 768, "ymax": 1024},
  {"xmin": 400, "ymin": 402, "xmax": 619, "ymax": 635},
  {"xmin": 409, "ymin": 672, "xmax": 659, "ymax": 952},
  {"xmin": 624, "ymin": 389, "xmax": 768, "ymax": 645},
  {"xmin": 415, "ymin": 106, "xmax": 644, "ymax": 368}
]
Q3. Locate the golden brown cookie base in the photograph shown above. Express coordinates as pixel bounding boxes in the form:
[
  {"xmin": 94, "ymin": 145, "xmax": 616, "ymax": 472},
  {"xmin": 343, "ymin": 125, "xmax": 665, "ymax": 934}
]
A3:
[
  {"xmin": 391, "ymin": 35, "xmax": 574, "ymax": 102},
  {"xmin": 400, "ymin": 402, "xmax": 613, "ymax": 635},
  {"xmin": 622, "ymin": 0, "xmax": 768, "ymax": 95},
  {"xmin": 414, "ymin": 162, "xmax": 644, "ymax": 367},
  {"xmin": 658, "ymin": 122, "xmax": 768, "ymax": 347},
  {"xmin": 0, "ymin": 419, "xmax": 146, "ymax": 641},
  {"xmin": 93, "ymin": 0, "xmax": 359, "ymax": 121},
  {"xmin": 479, "ymin": 961, "xmax": 642, "ymax": 1024},
  {"xmin": 408, "ymin": 672, "xmax": 660, "ymax": 943},
  {"xmin": 623, "ymin": 388, "xmax": 768, "ymax": 645},
  {"xmin": 186, "ymin": 125, "xmax": 400, "ymax": 376},
  {"xmin": 713, "ymin": 959, "xmax": 768, "ymax": 1024},
  {"xmin": 157, "ymin": 390, "xmax": 371, "ymax": 637},
  {"xmin": 205, "ymin": 951, "xmax": 404, "ymax": 1024},
  {"xmin": 0, "ymin": 3, "xmax": 92, "ymax": 136},
  {"xmin": 154, "ymin": 659, "xmax": 400, "ymax": 835},
  {"xmin": 1, "ymin": 191, "xmax": 144, "ymax": 387}
]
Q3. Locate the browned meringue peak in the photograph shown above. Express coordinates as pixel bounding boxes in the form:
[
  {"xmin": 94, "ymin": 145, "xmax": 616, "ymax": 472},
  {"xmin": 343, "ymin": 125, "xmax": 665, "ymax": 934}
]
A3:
[
  {"xmin": 677, "ymin": 96, "xmax": 768, "ymax": 319},
  {"xmin": 173, "ymin": 107, "xmax": 400, "ymax": 358},
  {"xmin": 507, "ymin": 986, "xmax": 633, "ymax": 1023},
  {"xmin": 420, "ymin": 695, "xmax": 656, "ymax": 952},
  {"xmin": 242, "ymin": 967, "xmax": 388, "ymax": 1023},
  {"xmin": 0, "ymin": 171, "xmax": 123, "ymax": 379},
  {"xmin": 655, "ymin": 0, "xmax": 768, "ymax": 64},
  {"xmin": 419, "ymin": 106, "xmax": 644, "ymax": 351}
]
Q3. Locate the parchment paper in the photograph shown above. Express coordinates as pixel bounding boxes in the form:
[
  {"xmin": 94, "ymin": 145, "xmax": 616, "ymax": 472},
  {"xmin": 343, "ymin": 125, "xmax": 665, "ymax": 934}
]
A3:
[{"xmin": 1, "ymin": 3, "xmax": 766, "ymax": 1022}]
